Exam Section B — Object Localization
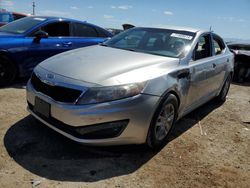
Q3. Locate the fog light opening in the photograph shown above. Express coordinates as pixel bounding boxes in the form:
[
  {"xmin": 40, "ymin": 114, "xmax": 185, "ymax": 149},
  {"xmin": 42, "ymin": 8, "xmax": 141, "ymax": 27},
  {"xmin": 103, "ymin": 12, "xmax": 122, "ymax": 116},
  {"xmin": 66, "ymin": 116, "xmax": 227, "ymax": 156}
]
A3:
[{"xmin": 75, "ymin": 120, "xmax": 129, "ymax": 139}]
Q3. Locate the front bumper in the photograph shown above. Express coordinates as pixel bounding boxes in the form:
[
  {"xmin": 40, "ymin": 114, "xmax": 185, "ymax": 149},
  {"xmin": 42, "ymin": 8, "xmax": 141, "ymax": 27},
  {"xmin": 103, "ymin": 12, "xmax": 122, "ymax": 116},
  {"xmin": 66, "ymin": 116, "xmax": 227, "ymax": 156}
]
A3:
[{"xmin": 26, "ymin": 80, "xmax": 160, "ymax": 145}]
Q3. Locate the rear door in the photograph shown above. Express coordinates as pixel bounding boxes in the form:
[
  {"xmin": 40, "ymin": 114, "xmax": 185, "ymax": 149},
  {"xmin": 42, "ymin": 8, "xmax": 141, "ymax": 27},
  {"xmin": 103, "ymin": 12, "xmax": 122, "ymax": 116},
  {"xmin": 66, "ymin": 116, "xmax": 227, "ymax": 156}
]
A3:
[
  {"xmin": 209, "ymin": 34, "xmax": 228, "ymax": 91},
  {"xmin": 70, "ymin": 22, "xmax": 107, "ymax": 48}
]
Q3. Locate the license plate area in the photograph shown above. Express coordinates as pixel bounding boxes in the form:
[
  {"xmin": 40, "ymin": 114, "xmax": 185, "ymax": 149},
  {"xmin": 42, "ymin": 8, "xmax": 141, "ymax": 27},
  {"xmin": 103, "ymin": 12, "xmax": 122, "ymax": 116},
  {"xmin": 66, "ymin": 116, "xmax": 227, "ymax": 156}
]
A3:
[{"xmin": 34, "ymin": 97, "xmax": 50, "ymax": 118}]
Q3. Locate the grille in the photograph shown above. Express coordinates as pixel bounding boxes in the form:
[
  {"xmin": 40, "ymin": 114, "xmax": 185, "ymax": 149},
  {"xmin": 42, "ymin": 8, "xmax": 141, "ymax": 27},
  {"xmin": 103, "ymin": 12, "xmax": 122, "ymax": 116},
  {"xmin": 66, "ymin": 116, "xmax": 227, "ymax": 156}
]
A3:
[{"xmin": 31, "ymin": 73, "xmax": 82, "ymax": 103}]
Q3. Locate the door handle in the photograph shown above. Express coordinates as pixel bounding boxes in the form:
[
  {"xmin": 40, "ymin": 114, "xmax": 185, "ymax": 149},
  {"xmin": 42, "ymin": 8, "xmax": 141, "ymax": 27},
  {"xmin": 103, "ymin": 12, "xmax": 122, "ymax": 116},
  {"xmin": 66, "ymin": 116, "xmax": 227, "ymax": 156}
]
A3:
[
  {"xmin": 212, "ymin": 63, "xmax": 216, "ymax": 68},
  {"xmin": 62, "ymin": 42, "xmax": 72, "ymax": 47}
]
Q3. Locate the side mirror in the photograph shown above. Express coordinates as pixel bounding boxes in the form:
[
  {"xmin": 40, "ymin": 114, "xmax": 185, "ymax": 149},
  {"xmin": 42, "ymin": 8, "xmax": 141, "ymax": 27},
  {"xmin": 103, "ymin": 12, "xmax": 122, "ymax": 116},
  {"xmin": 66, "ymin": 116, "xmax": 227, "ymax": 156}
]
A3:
[{"xmin": 33, "ymin": 30, "xmax": 48, "ymax": 43}]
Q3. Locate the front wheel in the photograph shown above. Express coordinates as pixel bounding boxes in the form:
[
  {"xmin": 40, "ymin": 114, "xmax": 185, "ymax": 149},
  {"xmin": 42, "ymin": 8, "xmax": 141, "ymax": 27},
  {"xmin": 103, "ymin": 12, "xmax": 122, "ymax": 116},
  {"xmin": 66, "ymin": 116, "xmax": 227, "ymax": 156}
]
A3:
[
  {"xmin": 0, "ymin": 56, "xmax": 16, "ymax": 87},
  {"xmin": 146, "ymin": 94, "xmax": 178, "ymax": 149}
]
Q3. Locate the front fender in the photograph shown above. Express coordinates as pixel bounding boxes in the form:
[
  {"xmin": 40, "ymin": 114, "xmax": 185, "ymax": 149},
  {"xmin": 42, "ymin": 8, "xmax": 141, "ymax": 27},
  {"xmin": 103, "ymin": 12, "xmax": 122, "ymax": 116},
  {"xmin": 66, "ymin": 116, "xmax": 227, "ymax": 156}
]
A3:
[{"xmin": 143, "ymin": 70, "xmax": 190, "ymax": 116}]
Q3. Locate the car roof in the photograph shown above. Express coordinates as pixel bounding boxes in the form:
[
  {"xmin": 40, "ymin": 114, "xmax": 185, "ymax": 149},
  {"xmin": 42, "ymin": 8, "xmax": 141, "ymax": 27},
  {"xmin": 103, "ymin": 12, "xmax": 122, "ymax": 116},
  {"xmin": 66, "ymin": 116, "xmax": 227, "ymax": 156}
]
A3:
[
  {"xmin": 27, "ymin": 16, "xmax": 107, "ymax": 29},
  {"xmin": 138, "ymin": 25, "xmax": 207, "ymax": 33},
  {"xmin": 29, "ymin": 16, "xmax": 85, "ymax": 23}
]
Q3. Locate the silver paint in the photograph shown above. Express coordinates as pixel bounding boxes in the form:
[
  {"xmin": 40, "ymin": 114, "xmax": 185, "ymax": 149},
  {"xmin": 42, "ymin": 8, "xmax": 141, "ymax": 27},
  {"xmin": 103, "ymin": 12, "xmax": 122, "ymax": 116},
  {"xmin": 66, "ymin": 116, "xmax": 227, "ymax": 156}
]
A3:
[{"xmin": 26, "ymin": 27, "xmax": 234, "ymax": 145}]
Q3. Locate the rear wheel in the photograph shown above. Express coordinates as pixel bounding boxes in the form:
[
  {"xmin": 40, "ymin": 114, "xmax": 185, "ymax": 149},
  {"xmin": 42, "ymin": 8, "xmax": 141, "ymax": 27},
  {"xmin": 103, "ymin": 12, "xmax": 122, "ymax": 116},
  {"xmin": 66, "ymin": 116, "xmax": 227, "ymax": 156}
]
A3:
[
  {"xmin": 216, "ymin": 74, "xmax": 232, "ymax": 102},
  {"xmin": 0, "ymin": 56, "xmax": 16, "ymax": 87},
  {"xmin": 146, "ymin": 94, "xmax": 178, "ymax": 149}
]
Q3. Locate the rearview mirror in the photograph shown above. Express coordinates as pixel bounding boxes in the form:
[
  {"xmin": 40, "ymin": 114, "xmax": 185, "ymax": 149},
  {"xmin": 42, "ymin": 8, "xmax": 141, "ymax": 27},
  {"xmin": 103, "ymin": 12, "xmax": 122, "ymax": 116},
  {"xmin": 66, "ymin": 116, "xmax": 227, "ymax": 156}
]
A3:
[{"xmin": 33, "ymin": 30, "xmax": 48, "ymax": 43}]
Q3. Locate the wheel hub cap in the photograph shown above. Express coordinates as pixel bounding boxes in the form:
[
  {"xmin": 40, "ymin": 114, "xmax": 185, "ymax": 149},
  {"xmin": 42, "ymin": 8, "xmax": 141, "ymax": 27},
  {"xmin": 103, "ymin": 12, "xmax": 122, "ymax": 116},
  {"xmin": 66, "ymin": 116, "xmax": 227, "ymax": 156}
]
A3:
[{"xmin": 155, "ymin": 103, "xmax": 175, "ymax": 141}]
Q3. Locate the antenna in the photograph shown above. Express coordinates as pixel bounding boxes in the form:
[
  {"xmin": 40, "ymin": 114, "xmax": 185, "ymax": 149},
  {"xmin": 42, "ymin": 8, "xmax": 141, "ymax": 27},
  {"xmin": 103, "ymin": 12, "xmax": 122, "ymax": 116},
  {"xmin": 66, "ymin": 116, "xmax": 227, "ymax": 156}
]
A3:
[
  {"xmin": 32, "ymin": 1, "xmax": 36, "ymax": 15},
  {"xmin": 209, "ymin": 26, "xmax": 213, "ymax": 32}
]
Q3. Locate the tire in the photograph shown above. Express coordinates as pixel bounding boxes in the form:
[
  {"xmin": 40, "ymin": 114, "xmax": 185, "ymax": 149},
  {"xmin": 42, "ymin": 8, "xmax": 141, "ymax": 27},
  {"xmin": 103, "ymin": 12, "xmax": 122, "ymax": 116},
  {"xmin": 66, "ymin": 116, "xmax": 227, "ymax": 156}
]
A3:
[
  {"xmin": 0, "ymin": 56, "xmax": 17, "ymax": 87},
  {"xmin": 216, "ymin": 74, "xmax": 232, "ymax": 103},
  {"xmin": 146, "ymin": 94, "xmax": 178, "ymax": 149}
]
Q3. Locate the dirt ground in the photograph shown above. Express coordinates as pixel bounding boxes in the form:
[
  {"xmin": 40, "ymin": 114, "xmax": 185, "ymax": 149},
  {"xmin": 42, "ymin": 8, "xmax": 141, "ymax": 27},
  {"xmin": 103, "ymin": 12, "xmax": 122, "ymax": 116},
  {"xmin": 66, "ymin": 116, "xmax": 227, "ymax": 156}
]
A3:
[{"xmin": 0, "ymin": 81, "xmax": 249, "ymax": 188}]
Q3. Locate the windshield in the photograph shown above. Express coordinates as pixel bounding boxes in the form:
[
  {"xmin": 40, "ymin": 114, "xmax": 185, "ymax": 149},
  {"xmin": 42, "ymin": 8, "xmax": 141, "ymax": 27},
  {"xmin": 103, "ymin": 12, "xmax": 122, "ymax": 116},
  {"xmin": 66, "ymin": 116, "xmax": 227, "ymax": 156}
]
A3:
[
  {"xmin": 104, "ymin": 27, "xmax": 196, "ymax": 58},
  {"xmin": 0, "ymin": 17, "xmax": 47, "ymax": 34},
  {"xmin": 0, "ymin": 12, "xmax": 13, "ymax": 22}
]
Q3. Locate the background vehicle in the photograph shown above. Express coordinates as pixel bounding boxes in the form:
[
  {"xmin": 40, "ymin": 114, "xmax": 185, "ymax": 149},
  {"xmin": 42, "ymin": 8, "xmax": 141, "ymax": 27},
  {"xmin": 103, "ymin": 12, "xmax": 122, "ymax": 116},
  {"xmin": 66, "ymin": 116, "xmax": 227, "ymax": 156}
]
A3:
[
  {"xmin": 107, "ymin": 24, "xmax": 135, "ymax": 35},
  {"xmin": 106, "ymin": 28, "xmax": 123, "ymax": 35},
  {"xmin": 27, "ymin": 26, "xmax": 234, "ymax": 149},
  {"xmin": 227, "ymin": 42, "xmax": 250, "ymax": 82},
  {"xmin": 0, "ymin": 16, "xmax": 113, "ymax": 86},
  {"xmin": 0, "ymin": 9, "xmax": 28, "ymax": 26}
]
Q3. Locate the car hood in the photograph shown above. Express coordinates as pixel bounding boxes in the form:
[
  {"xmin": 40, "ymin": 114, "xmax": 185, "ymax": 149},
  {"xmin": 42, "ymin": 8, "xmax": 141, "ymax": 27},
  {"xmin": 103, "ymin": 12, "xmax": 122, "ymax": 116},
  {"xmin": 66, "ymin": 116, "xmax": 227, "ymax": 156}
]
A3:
[{"xmin": 38, "ymin": 45, "xmax": 180, "ymax": 86}]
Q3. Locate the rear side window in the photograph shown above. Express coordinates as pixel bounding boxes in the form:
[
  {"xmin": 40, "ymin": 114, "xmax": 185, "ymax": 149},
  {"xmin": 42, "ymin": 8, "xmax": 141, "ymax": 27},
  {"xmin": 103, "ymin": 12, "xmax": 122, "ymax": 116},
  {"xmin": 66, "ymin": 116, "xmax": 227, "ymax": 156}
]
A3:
[
  {"xmin": 72, "ymin": 23, "xmax": 98, "ymax": 37},
  {"xmin": 212, "ymin": 34, "xmax": 225, "ymax": 55},
  {"xmin": 42, "ymin": 22, "xmax": 70, "ymax": 37},
  {"xmin": 194, "ymin": 34, "xmax": 211, "ymax": 60}
]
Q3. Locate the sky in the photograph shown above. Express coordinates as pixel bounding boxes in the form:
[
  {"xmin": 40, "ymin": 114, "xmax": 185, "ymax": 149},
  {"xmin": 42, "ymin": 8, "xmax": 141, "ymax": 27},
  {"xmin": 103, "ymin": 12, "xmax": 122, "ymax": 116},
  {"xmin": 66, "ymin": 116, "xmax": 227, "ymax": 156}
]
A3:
[{"xmin": 0, "ymin": 0, "xmax": 250, "ymax": 40}]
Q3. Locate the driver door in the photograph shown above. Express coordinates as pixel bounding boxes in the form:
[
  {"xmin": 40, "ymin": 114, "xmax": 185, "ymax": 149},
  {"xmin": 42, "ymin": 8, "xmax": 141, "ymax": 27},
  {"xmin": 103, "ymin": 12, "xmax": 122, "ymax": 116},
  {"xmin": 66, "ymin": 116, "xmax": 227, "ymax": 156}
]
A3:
[
  {"xmin": 185, "ymin": 33, "xmax": 215, "ymax": 111},
  {"xmin": 22, "ymin": 21, "xmax": 73, "ymax": 74}
]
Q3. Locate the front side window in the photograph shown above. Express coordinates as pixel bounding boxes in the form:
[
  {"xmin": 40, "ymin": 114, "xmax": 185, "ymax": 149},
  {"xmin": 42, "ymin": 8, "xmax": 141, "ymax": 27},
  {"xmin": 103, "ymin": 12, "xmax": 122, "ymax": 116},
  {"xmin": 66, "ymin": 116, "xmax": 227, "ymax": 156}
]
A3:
[
  {"xmin": 104, "ymin": 28, "xmax": 196, "ymax": 58},
  {"xmin": 0, "ymin": 17, "xmax": 46, "ymax": 34},
  {"xmin": 193, "ymin": 35, "xmax": 211, "ymax": 60},
  {"xmin": 72, "ymin": 23, "xmax": 98, "ymax": 37},
  {"xmin": 41, "ymin": 22, "xmax": 70, "ymax": 37}
]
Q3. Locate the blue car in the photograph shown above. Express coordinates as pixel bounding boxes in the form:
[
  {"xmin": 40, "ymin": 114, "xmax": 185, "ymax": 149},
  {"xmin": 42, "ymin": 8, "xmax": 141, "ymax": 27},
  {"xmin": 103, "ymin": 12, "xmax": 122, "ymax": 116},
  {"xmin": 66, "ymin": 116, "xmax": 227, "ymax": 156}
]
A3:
[{"xmin": 0, "ymin": 16, "xmax": 112, "ymax": 86}]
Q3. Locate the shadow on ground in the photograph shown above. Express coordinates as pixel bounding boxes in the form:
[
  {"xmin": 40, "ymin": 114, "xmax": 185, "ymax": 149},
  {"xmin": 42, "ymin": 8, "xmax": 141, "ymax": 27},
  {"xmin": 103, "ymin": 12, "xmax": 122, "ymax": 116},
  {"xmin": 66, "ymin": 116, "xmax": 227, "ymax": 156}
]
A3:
[{"xmin": 4, "ymin": 100, "xmax": 222, "ymax": 182}]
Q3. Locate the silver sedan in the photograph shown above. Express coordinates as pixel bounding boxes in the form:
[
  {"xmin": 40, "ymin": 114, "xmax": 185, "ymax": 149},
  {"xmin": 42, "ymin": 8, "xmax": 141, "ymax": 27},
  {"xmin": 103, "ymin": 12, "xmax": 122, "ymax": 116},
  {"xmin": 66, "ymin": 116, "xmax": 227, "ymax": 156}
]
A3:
[{"xmin": 26, "ymin": 26, "xmax": 234, "ymax": 148}]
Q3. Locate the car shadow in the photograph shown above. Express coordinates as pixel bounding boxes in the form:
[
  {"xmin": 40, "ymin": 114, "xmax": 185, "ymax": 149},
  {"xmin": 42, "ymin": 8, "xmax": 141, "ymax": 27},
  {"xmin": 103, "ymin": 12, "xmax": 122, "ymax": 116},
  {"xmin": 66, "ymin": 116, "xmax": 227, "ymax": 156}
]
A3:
[{"xmin": 4, "ymin": 100, "xmax": 222, "ymax": 182}]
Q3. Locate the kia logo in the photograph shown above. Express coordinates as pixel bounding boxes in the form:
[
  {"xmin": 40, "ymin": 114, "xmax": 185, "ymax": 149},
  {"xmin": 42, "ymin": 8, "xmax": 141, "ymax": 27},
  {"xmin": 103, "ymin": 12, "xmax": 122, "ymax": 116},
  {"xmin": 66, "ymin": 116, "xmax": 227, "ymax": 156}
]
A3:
[{"xmin": 46, "ymin": 73, "xmax": 55, "ymax": 79}]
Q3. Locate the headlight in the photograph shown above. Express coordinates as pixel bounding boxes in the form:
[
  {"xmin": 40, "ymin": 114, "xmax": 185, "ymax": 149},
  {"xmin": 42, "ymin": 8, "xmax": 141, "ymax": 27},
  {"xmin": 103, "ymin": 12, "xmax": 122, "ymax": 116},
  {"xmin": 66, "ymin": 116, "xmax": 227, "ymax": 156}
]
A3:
[{"xmin": 77, "ymin": 82, "xmax": 146, "ymax": 105}]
